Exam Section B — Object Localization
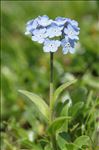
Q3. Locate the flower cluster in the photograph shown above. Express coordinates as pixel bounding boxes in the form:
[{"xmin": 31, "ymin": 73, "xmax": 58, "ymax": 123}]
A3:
[{"xmin": 25, "ymin": 15, "xmax": 80, "ymax": 54}]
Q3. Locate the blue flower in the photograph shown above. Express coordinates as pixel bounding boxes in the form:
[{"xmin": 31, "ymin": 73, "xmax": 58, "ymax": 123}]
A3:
[
  {"xmin": 66, "ymin": 18, "xmax": 78, "ymax": 26},
  {"xmin": 64, "ymin": 24, "xmax": 79, "ymax": 40},
  {"xmin": 46, "ymin": 23, "xmax": 63, "ymax": 38},
  {"xmin": 54, "ymin": 17, "xmax": 66, "ymax": 26},
  {"xmin": 25, "ymin": 18, "xmax": 38, "ymax": 35},
  {"xmin": 61, "ymin": 37, "xmax": 76, "ymax": 54},
  {"xmin": 66, "ymin": 18, "xmax": 80, "ymax": 32},
  {"xmin": 25, "ymin": 16, "xmax": 80, "ymax": 54},
  {"xmin": 37, "ymin": 15, "xmax": 52, "ymax": 27},
  {"xmin": 32, "ymin": 28, "xmax": 48, "ymax": 43},
  {"xmin": 43, "ymin": 39, "xmax": 61, "ymax": 52}
]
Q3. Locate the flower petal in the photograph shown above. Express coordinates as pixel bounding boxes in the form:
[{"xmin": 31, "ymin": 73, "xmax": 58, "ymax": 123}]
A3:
[
  {"xmin": 62, "ymin": 47, "xmax": 68, "ymax": 54},
  {"xmin": 43, "ymin": 46, "xmax": 50, "ymax": 52},
  {"xmin": 32, "ymin": 36, "xmax": 38, "ymax": 41},
  {"xmin": 69, "ymin": 47, "xmax": 75, "ymax": 53}
]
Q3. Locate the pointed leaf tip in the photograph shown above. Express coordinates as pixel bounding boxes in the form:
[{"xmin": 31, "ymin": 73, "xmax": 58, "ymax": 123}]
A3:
[
  {"xmin": 18, "ymin": 90, "xmax": 49, "ymax": 121},
  {"xmin": 52, "ymin": 79, "xmax": 77, "ymax": 108},
  {"xmin": 47, "ymin": 116, "xmax": 71, "ymax": 134}
]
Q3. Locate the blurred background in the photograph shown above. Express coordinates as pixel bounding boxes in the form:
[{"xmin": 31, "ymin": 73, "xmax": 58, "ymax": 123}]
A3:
[{"xmin": 1, "ymin": 1, "xmax": 99, "ymax": 150}]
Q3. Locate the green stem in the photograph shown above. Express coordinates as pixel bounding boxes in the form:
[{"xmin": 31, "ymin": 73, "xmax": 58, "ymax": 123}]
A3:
[
  {"xmin": 50, "ymin": 82, "xmax": 53, "ymax": 120},
  {"xmin": 49, "ymin": 52, "xmax": 58, "ymax": 150}
]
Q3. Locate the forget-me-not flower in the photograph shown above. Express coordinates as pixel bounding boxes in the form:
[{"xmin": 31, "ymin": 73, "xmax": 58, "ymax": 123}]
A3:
[
  {"xmin": 43, "ymin": 39, "xmax": 61, "ymax": 52},
  {"xmin": 46, "ymin": 23, "xmax": 63, "ymax": 38},
  {"xmin": 54, "ymin": 17, "xmax": 66, "ymax": 26},
  {"xmin": 25, "ymin": 18, "xmax": 38, "ymax": 35},
  {"xmin": 66, "ymin": 18, "xmax": 78, "ymax": 26},
  {"xmin": 66, "ymin": 18, "xmax": 80, "ymax": 32},
  {"xmin": 61, "ymin": 37, "xmax": 76, "ymax": 54},
  {"xmin": 64, "ymin": 24, "xmax": 79, "ymax": 40},
  {"xmin": 32, "ymin": 28, "xmax": 48, "ymax": 43},
  {"xmin": 37, "ymin": 15, "xmax": 52, "ymax": 27}
]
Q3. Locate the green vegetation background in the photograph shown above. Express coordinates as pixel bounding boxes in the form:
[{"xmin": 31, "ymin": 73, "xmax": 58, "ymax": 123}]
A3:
[{"xmin": 1, "ymin": 1, "xmax": 99, "ymax": 150}]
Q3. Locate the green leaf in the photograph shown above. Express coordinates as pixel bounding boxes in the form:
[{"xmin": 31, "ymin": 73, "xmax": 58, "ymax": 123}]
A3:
[
  {"xmin": 44, "ymin": 144, "xmax": 52, "ymax": 150},
  {"xmin": 47, "ymin": 116, "xmax": 71, "ymax": 134},
  {"xmin": 58, "ymin": 135, "xmax": 90, "ymax": 150},
  {"xmin": 55, "ymin": 100, "xmax": 69, "ymax": 117},
  {"xmin": 65, "ymin": 143, "xmax": 75, "ymax": 150},
  {"xmin": 52, "ymin": 80, "xmax": 77, "ymax": 108},
  {"xmin": 57, "ymin": 135, "xmax": 68, "ymax": 150},
  {"xmin": 86, "ymin": 90, "xmax": 93, "ymax": 108},
  {"xmin": 83, "ymin": 72, "xmax": 99, "ymax": 89},
  {"xmin": 18, "ymin": 90, "xmax": 49, "ymax": 121},
  {"xmin": 60, "ymin": 104, "xmax": 69, "ymax": 132},
  {"xmin": 70, "ymin": 102, "xmax": 84, "ymax": 119},
  {"xmin": 73, "ymin": 135, "xmax": 90, "ymax": 150}
]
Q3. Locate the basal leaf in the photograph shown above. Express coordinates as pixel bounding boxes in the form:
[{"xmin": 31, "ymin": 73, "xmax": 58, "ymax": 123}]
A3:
[
  {"xmin": 57, "ymin": 135, "xmax": 68, "ymax": 150},
  {"xmin": 19, "ymin": 90, "xmax": 49, "ymax": 121},
  {"xmin": 73, "ymin": 135, "xmax": 90, "ymax": 150},
  {"xmin": 65, "ymin": 143, "xmax": 75, "ymax": 150},
  {"xmin": 47, "ymin": 116, "xmax": 71, "ymax": 134},
  {"xmin": 52, "ymin": 80, "xmax": 77, "ymax": 108}
]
